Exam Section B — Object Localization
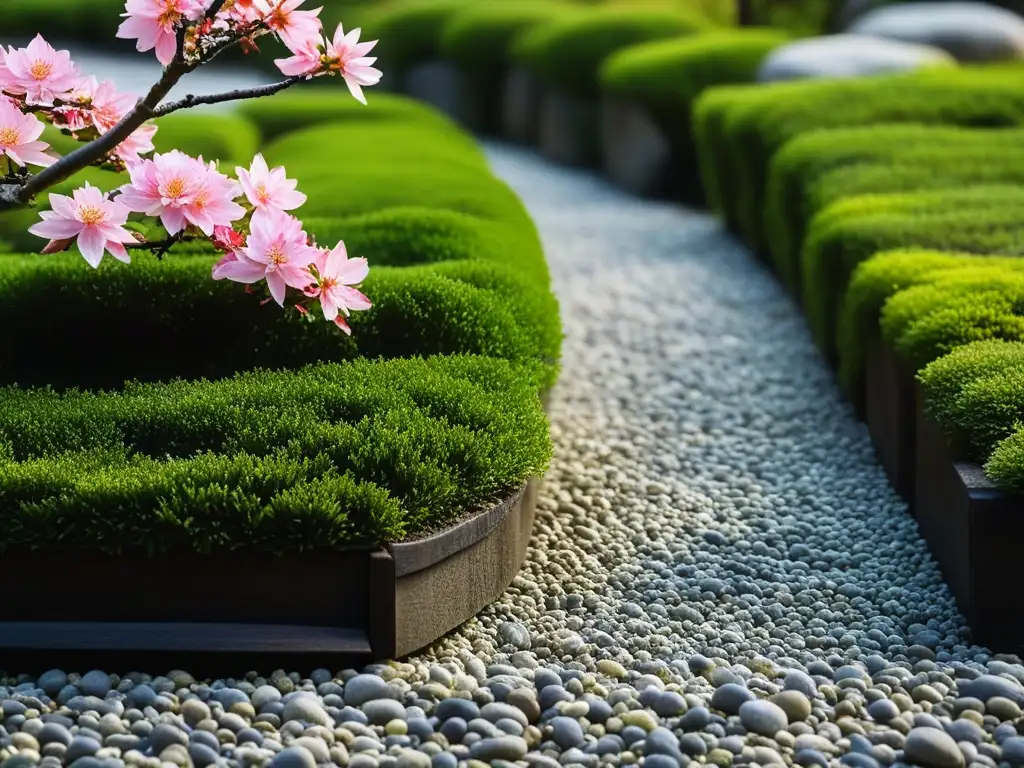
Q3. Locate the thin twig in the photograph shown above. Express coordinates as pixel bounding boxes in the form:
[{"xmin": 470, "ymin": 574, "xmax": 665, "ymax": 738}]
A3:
[
  {"xmin": 153, "ymin": 75, "xmax": 305, "ymax": 117},
  {"xmin": 128, "ymin": 232, "xmax": 186, "ymax": 259}
]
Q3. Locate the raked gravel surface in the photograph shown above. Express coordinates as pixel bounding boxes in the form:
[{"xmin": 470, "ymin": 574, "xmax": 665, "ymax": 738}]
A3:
[{"xmin": 3, "ymin": 144, "xmax": 1024, "ymax": 768}]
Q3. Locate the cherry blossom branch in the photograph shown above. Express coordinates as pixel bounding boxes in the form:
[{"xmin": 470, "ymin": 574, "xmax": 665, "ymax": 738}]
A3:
[
  {"xmin": 152, "ymin": 75, "xmax": 305, "ymax": 117},
  {"xmin": 0, "ymin": 53, "xmax": 191, "ymax": 212}
]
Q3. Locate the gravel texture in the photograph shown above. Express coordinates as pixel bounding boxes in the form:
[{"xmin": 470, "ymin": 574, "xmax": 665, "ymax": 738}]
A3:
[{"xmin": 3, "ymin": 144, "xmax": 1023, "ymax": 768}]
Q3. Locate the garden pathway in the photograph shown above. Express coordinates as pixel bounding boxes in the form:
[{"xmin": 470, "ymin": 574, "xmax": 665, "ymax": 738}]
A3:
[{"xmin": 420, "ymin": 143, "xmax": 988, "ymax": 672}]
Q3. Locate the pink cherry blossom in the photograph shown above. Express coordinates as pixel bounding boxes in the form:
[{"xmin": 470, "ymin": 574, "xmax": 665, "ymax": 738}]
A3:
[
  {"xmin": 114, "ymin": 122, "xmax": 159, "ymax": 164},
  {"xmin": 214, "ymin": 209, "xmax": 316, "ymax": 306},
  {"xmin": 257, "ymin": 0, "xmax": 323, "ymax": 53},
  {"xmin": 0, "ymin": 98, "xmax": 56, "ymax": 167},
  {"xmin": 72, "ymin": 78, "xmax": 137, "ymax": 133},
  {"xmin": 274, "ymin": 38, "xmax": 321, "ymax": 77},
  {"xmin": 28, "ymin": 183, "xmax": 137, "ymax": 268},
  {"xmin": 212, "ymin": 224, "xmax": 245, "ymax": 252},
  {"xmin": 118, "ymin": 150, "xmax": 244, "ymax": 236},
  {"xmin": 1, "ymin": 35, "xmax": 80, "ymax": 106},
  {"xmin": 305, "ymin": 240, "xmax": 371, "ymax": 333},
  {"xmin": 236, "ymin": 153, "xmax": 306, "ymax": 227},
  {"xmin": 0, "ymin": 48, "xmax": 13, "ymax": 94},
  {"xmin": 324, "ymin": 25, "xmax": 381, "ymax": 104},
  {"xmin": 117, "ymin": 0, "xmax": 209, "ymax": 66}
]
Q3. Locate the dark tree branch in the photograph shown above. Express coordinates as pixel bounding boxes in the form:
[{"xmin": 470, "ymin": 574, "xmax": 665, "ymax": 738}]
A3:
[
  {"xmin": 0, "ymin": 60, "xmax": 188, "ymax": 210},
  {"xmin": 206, "ymin": 0, "xmax": 229, "ymax": 19},
  {"xmin": 153, "ymin": 75, "xmax": 305, "ymax": 117},
  {"xmin": 127, "ymin": 232, "xmax": 186, "ymax": 259},
  {"xmin": 0, "ymin": 9, "xmax": 291, "ymax": 212}
]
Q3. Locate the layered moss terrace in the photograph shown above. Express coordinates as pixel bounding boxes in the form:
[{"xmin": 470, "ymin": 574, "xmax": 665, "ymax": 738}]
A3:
[{"xmin": 0, "ymin": 94, "xmax": 560, "ymax": 555}]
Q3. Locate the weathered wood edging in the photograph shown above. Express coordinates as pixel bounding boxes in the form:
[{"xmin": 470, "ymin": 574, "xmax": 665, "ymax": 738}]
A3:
[{"xmin": 0, "ymin": 479, "xmax": 540, "ymax": 672}]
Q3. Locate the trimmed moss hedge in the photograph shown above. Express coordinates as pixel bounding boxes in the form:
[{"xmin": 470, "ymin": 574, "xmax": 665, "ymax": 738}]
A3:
[
  {"xmin": 765, "ymin": 125, "xmax": 1024, "ymax": 292},
  {"xmin": 0, "ymin": 93, "xmax": 560, "ymax": 553},
  {"xmin": 919, "ymin": 340, "xmax": 1024, "ymax": 463},
  {"xmin": 692, "ymin": 69, "xmax": 1024, "ymax": 249},
  {"xmin": 880, "ymin": 270, "xmax": 1024, "ymax": 375},
  {"xmin": 600, "ymin": 30, "xmax": 789, "ymax": 204},
  {"xmin": 986, "ymin": 425, "xmax": 1024, "ymax": 493},
  {"xmin": 838, "ymin": 250, "xmax": 1024, "ymax": 397},
  {"xmin": 0, "ymin": 355, "xmax": 551, "ymax": 554},
  {"xmin": 799, "ymin": 186, "xmax": 1024, "ymax": 362},
  {"xmin": 237, "ymin": 91, "xmax": 460, "ymax": 142},
  {"xmin": 512, "ymin": 6, "xmax": 712, "ymax": 97}
]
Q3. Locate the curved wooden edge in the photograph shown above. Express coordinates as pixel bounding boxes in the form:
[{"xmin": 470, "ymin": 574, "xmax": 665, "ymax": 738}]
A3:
[
  {"xmin": 392, "ymin": 476, "xmax": 540, "ymax": 658},
  {"xmin": 391, "ymin": 483, "xmax": 528, "ymax": 578}
]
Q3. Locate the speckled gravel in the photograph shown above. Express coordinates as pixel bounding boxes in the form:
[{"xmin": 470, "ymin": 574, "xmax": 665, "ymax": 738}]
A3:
[{"xmin": 3, "ymin": 144, "xmax": 1023, "ymax": 768}]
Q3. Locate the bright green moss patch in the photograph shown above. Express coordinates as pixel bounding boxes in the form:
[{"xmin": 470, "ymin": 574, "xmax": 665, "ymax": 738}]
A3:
[
  {"xmin": 693, "ymin": 69, "xmax": 1024, "ymax": 248},
  {"xmin": 0, "ymin": 208, "xmax": 558, "ymax": 392},
  {"xmin": 880, "ymin": 270, "xmax": 1024, "ymax": 374},
  {"xmin": 513, "ymin": 7, "xmax": 711, "ymax": 97},
  {"xmin": 0, "ymin": 88, "xmax": 561, "ymax": 556},
  {"xmin": 765, "ymin": 125, "xmax": 1024, "ymax": 291},
  {"xmin": 986, "ymin": 425, "xmax": 1024, "ymax": 493},
  {"xmin": 919, "ymin": 340, "xmax": 1024, "ymax": 459},
  {"xmin": 262, "ymin": 121, "xmax": 487, "ymax": 175},
  {"xmin": 3, "ymin": 0, "xmax": 125, "ymax": 46},
  {"xmin": 800, "ymin": 186, "xmax": 1024, "ymax": 361},
  {"xmin": 0, "ymin": 354, "xmax": 551, "ymax": 554},
  {"xmin": 838, "ymin": 250, "xmax": 1024, "ymax": 396},
  {"xmin": 237, "ymin": 91, "xmax": 458, "ymax": 141},
  {"xmin": 151, "ymin": 112, "xmax": 261, "ymax": 165}
]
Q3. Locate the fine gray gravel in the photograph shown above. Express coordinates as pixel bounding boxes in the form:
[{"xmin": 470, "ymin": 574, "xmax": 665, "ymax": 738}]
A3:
[{"xmin": 3, "ymin": 144, "xmax": 1023, "ymax": 768}]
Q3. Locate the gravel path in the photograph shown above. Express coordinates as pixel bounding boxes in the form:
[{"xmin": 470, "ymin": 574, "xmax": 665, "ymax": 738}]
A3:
[{"xmin": 4, "ymin": 145, "xmax": 1024, "ymax": 768}]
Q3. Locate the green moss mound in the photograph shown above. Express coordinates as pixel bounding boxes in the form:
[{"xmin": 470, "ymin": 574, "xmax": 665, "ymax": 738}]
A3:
[
  {"xmin": 919, "ymin": 340, "xmax": 1024, "ymax": 462},
  {"xmin": 237, "ymin": 91, "xmax": 458, "ymax": 141},
  {"xmin": 986, "ymin": 425, "xmax": 1024, "ymax": 493},
  {"xmin": 3, "ymin": 0, "xmax": 125, "ymax": 46},
  {"xmin": 0, "ymin": 355, "xmax": 551, "ymax": 554},
  {"xmin": 880, "ymin": 270, "xmax": 1024, "ymax": 374},
  {"xmin": 693, "ymin": 69, "xmax": 1024, "ymax": 249},
  {"xmin": 838, "ymin": 250, "xmax": 1024, "ymax": 397},
  {"xmin": 765, "ymin": 125, "xmax": 1024, "ymax": 291},
  {"xmin": 262, "ymin": 120, "xmax": 486, "ymax": 174},
  {"xmin": 0, "ymin": 93, "xmax": 560, "ymax": 555},
  {"xmin": 800, "ymin": 186, "xmax": 1024, "ymax": 362},
  {"xmin": 513, "ymin": 6, "xmax": 712, "ymax": 97}
]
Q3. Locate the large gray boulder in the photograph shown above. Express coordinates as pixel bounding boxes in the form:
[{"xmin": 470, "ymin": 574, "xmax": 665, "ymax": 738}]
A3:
[
  {"xmin": 848, "ymin": 1, "xmax": 1024, "ymax": 61},
  {"xmin": 834, "ymin": 0, "xmax": 1024, "ymax": 31},
  {"xmin": 756, "ymin": 33, "xmax": 954, "ymax": 82}
]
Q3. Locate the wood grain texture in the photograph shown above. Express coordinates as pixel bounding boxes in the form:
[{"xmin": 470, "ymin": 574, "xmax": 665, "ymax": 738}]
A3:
[
  {"xmin": 866, "ymin": 336, "xmax": 918, "ymax": 512},
  {"xmin": 914, "ymin": 388, "xmax": 1024, "ymax": 654},
  {"xmin": 393, "ymin": 478, "xmax": 539, "ymax": 657}
]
